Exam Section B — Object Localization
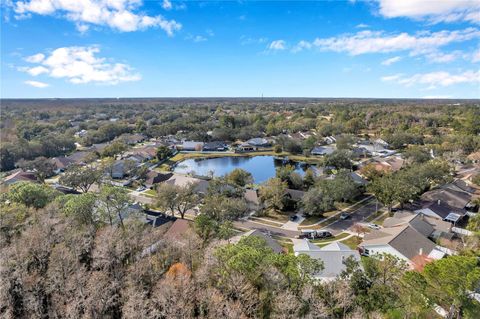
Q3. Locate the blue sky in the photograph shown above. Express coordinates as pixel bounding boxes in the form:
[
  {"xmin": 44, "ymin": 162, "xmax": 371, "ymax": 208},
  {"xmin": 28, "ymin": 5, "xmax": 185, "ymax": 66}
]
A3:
[{"xmin": 1, "ymin": 0, "xmax": 479, "ymax": 98}]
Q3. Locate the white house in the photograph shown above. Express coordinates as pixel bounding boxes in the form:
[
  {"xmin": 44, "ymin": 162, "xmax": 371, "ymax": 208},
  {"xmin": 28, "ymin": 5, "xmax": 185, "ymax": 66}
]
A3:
[{"xmin": 293, "ymin": 240, "xmax": 361, "ymax": 282}]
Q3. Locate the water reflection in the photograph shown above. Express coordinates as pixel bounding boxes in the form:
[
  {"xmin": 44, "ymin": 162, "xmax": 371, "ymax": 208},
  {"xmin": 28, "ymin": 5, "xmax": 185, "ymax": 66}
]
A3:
[{"xmin": 174, "ymin": 156, "xmax": 312, "ymax": 183}]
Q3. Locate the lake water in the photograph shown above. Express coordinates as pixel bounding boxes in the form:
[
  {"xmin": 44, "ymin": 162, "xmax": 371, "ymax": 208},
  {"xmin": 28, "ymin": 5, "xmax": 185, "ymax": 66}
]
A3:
[{"xmin": 173, "ymin": 156, "xmax": 311, "ymax": 183}]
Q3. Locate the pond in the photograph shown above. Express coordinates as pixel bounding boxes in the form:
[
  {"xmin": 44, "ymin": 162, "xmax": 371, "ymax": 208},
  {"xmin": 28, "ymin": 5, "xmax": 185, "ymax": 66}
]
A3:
[{"xmin": 173, "ymin": 156, "xmax": 313, "ymax": 183}]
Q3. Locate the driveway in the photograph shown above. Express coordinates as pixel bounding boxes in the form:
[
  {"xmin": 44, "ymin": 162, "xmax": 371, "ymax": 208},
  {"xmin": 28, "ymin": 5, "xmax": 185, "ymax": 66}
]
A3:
[{"xmin": 281, "ymin": 212, "xmax": 305, "ymax": 231}]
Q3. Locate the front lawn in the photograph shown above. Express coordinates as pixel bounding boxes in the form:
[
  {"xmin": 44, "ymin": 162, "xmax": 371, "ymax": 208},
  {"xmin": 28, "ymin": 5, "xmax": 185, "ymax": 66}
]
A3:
[{"xmin": 341, "ymin": 236, "xmax": 362, "ymax": 249}]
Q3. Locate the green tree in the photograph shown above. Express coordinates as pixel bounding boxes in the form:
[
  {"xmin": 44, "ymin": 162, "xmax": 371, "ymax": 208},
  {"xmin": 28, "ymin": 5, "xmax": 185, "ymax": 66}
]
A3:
[
  {"xmin": 156, "ymin": 145, "xmax": 173, "ymax": 161},
  {"xmin": 201, "ymin": 195, "xmax": 248, "ymax": 221},
  {"xmin": 101, "ymin": 141, "xmax": 127, "ymax": 158},
  {"xmin": 324, "ymin": 150, "xmax": 353, "ymax": 170},
  {"xmin": 8, "ymin": 182, "xmax": 59, "ymax": 209},
  {"xmin": 98, "ymin": 185, "xmax": 132, "ymax": 228},
  {"xmin": 156, "ymin": 182, "xmax": 178, "ymax": 216},
  {"xmin": 301, "ymin": 186, "xmax": 335, "ymax": 216},
  {"xmin": 224, "ymin": 168, "xmax": 253, "ymax": 187},
  {"xmin": 259, "ymin": 178, "xmax": 288, "ymax": 213},
  {"xmin": 59, "ymin": 164, "xmax": 103, "ymax": 193},
  {"xmin": 17, "ymin": 156, "xmax": 56, "ymax": 183},
  {"xmin": 62, "ymin": 193, "xmax": 98, "ymax": 226},
  {"xmin": 422, "ymin": 256, "xmax": 480, "ymax": 318},
  {"xmin": 175, "ymin": 183, "xmax": 200, "ymax": 219}
]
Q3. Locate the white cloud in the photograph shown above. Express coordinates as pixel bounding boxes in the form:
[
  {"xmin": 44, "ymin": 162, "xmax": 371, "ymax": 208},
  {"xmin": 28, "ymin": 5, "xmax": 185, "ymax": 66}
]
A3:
[
  {"xmin": 381, "ymin": 56, "xmax": 401, "ymax": 65},
  {"xmin": 20, "ymin": 46, "xmax": 141, "ymax": 85},
  {"xmin": 240, "ymin": 36, "xmax": 268, "ymax": 45},
  {"xmin": 309, "ymin": 28, "xmax": 480, "ymax": 56},
  {"xmin": 472, "ymin": 48, "xmax": 480, "ymax": 62},
  {"xmin": 268, "ymin": 40, "xmax": 286, "ymax": 51},
  {"xmin": 376, "ymin": 0, "xmax": 480, "ymax": 24},
  {"xmin": 24, "ymin": 80, "xmax": 49, "ymax": 88},
  {"xmin": 161, "ymin": 0, "xmax": 172, "ymax": 10},
  {"xmin": 13, "ymin": 0, "xmax": 181, "ymax": 34},
  {"xmin": 292, "ymin": 40, "xmax": 312, "ymax": 53},
  {"xmin": 24, "ymin": 53, "xmax": 45, "ymax": 63},
  {"xmin": 190, "ymin": 35, "xmax": 207, "ymax": 42},
  {"xmin": 355, "ymin": 23, "xmax": 369, "ymax": 28},
  {"xmin": 381, "ymin": 74, "xmax": 403, "ymax": 82},
  {"xmin": 382, "ymin": 70, "xmax": 480, "ymax": 88}
]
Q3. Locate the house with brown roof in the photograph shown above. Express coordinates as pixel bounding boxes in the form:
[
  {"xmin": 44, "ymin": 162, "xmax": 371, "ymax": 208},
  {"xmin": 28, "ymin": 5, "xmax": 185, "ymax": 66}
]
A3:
[
  {"xmin": 383, "ymin": 211, "xmax": 452, "ymax": 239},
  {"xmin": 2, "ymin": 170, "xmax": 39, "ymax": 185},
  {"xmin": 359, "ymin": 224, "xmax": 445, "ymax": 268},
  {"xmin": 145, "ymin": 171, "xmax": 172, "ymax": 189},
  {"xmin": 164, "ymin": 219, "xmax": 192, "ymax": 243},
  {"xmin": 51, "ymin": 156, "xmax": 76, "ymax": 173}
]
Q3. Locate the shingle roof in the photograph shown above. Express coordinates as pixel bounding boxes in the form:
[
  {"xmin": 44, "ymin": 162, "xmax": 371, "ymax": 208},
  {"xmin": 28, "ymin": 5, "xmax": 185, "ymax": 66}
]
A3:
[
  {"xmin": 230, "ymin": 229, "xmax": 283, "ymax": 254},
  {"xmin": 421, "ymin": 188, "xmax": 471, "ymax": 209},
  {"xmin": 362, "ymin": 225, "xmax": 436, "ymax": 260}
]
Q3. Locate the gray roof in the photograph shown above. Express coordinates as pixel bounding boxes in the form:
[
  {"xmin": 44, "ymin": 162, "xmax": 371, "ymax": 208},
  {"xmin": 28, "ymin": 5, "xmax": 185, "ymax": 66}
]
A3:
[
  {"xmin": 247, "ymin": 138, "xmax": 270, "ymax": 146},
  {"xmin": 362, "ymin": 225, "xmax": 436, "ymax": 260},
  {"xmin": 230, "ymin": 229, "xmax": 283, "ymax": 254},
  {"xmin": 182, "ymin": 141, "xmax": 204, "ymax": 150},
  {"xmin": 311, "ymin": 146, "xmax": 335, "ymax": 155},
  {"xmin": 295, "ymin": 241, "xmax": 361, "ymax": 280},
  {"xmin": 421, "ymin": 188, "xmax": 471, "ymax": 209}
]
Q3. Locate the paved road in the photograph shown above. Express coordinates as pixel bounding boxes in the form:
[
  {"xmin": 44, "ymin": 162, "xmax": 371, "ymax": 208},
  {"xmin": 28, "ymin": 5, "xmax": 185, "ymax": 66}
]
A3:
[
  {"xmin": 234, "ymin": 220, "xmax": 300, "ymax": 238},
  {"xmin": 326, "ymin": 200, "xmax": 382, "ymax": 235}
]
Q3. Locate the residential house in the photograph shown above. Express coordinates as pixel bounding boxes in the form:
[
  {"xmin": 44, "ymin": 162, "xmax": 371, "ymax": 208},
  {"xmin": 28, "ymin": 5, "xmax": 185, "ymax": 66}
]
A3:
[
  {"xmin": 91, "ymin": 143, "xmax": 110, "ymax": 154},
  {"xmin": 164, "ymin": 173, "xmax": 209, "ymax": 194},
  {"xmin": 294, "ymin": 241, "xmax": 361, "ymax": 282},
  {"xmin": 370, "ymin": 156, "xmax": 405, "ymax": 173},
  {"xmin": 311, "ymin": 145, "xmax": 336, "ymax": 156},
  {"xmin": 359, "ymin": 224, "xmax": 445, "ymax": 268},
  {"xmin": 66, "ymin": 151, "xmax": 93, "ymax": 164},
  {"xmin": 145, "ymin": 171, "xmax": 172, "ymax": 189},
  {"xmin": 117, "ymin": 133, "xmax": 146, "ymax": 145},
  {"xmin": 230, "ymin": 229, "xmax": 284, "ymax": 254},
  {"xmin": 74, "ymin": 129, "xmax": 88, "ymax": 138},
  {"xmin": 420, "ymin": 187, "xmax": 471, "ymax": 210},
  {"xmin": 2, "ymin": 170, "xmax": 38, "ymax": 185},
  {"xmin": 383, "ymin": 211, "xmax": 452, "ymax": 240},
  {"xmin": 203, "ymin": 141, "xmax": 228, "ymax": 152},
  {"xmin": 237, "ymin": 138, "xmax": 271, "ymax": 151},
  {"xmin": 51, "ymin": 156, "xmax": 76, "ymax": 173},
  {"xmin": 164, "ymin": 219, "xmax": 192, "ymax": 242},
  {"xmin": 323, "ymin": 136, "xmax": 336, "ymax": 145},
  {"xmin": 111, "ymin": 160, "xmax": 127, "ymax": 179},
  {"xmin": 350, "ymin": 172, "xmax": 368, "ymax": 186},
  {"xmin": 181, "ymin": 141, "xmax": 204, "ymax": 151},
  {"xmin": 414, "ymin": 201, "xmax": 467, "ymax": 224},
  {"xmin": 144, "ymin": 210, "xmax": 176, "ymax": 227}
]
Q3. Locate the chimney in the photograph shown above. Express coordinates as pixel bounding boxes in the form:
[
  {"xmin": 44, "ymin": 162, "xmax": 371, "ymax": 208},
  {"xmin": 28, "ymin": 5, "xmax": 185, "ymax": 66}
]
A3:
[
  {"xmin": 437, "ymin": 199, "xmax": 441, "ymax": 205},
  {"xmin": 419, "ymin": 248, "xmax": 423, "ymax": 255}
]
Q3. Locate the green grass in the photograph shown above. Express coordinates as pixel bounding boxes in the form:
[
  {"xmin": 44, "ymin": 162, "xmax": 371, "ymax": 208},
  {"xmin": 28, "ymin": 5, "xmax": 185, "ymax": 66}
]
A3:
[
  {"xmin": 144, "ymin": 189, "xmax": 156, "ymax": 197},
  {"xmin": 249, "ymin": 217, "xmax": 283, "ymax": 227},
  {"xmin": 280, "ymin": 243, "xmax": 294, "ymax": 254},
  {"xmin": 340, "ymin": 236, "xmax": 362, "ymax": 250},
  {"xmin": 310, "ymin": 232, "xmax": 350, "ymax": 243}
]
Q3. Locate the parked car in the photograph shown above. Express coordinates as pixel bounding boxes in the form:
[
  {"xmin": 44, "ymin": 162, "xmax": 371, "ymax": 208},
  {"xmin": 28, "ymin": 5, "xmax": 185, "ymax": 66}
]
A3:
[
  {"xmin": 339, "ymin": 213, "xmax": 350, "ymax": 220},
  {"xmin": 136, "ymin": 186, "xmax": 146, "ymax": 192},
  {"xmin": 315, "ymin": 231, "xmax": 333, "ymax": 239},
  {"xmin": 289, "ymin": 215, "xmax": 298, "ymax": 221},
  {"xmin": 367, "ymin": 223, "xmax": 381, "ymax": 230},
  {"xmin": 298, "ymin": 230, "xmax": 333, "ymax": 239}
]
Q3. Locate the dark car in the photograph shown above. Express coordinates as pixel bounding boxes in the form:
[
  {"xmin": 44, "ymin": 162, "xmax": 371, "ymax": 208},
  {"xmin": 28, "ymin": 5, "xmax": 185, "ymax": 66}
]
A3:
[
  {"xmin": 339, "ymin": 213, "xmax": 350, "ymax": 220},
  {"xmin": 314, "ymin": 231, "xmax": 333, "ymax": 239},
  {"xmin": 289, "ymin": 215, "xmax": 298, "ymax": 221}
]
